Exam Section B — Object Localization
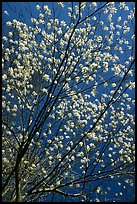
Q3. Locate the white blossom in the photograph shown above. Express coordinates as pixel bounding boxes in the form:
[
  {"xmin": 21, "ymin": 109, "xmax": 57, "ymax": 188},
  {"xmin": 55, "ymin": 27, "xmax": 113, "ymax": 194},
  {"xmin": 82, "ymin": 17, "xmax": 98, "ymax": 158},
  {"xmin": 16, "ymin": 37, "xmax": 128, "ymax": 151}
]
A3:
[
  {"xmin": 36, "ymin": 4, "xmax": 40, "ymax": 10},
  {"xmin": 43, "ymin": 74, "xmax": 50, "ymax": 81}
]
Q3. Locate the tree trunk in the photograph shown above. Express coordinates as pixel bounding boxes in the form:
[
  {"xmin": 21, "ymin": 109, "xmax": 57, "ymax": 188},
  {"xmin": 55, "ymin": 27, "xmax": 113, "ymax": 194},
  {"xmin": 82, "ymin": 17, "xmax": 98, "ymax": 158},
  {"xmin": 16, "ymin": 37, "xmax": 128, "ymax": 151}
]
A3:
[{"xmin": 15, "ymin": 161, "xmax": 23, "ymax": 202}]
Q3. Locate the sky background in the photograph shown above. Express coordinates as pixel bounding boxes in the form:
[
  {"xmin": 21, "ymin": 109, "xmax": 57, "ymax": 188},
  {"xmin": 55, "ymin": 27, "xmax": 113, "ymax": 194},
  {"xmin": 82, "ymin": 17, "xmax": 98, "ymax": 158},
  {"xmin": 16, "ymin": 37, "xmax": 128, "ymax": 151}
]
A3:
[{"xmin": 2, "ymin": 2, "xmax": 135, "ymax": 202}]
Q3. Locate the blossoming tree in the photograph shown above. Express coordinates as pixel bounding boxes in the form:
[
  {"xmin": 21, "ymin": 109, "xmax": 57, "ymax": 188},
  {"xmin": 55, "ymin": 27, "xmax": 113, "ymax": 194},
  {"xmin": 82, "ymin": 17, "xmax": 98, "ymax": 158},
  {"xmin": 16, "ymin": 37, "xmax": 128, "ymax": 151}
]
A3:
[{"xmin": 2, "ymin": 2, "xmax": 135, "ymax": 202}]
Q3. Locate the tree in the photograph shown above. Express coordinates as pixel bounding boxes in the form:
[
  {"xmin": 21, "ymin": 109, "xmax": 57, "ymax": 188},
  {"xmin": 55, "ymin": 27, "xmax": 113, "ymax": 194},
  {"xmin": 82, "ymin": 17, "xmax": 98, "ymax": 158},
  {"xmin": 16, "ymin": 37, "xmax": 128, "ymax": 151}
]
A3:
[{"xmin": 2, "ymin": 2, "xmax": 135, "ymax": 202}]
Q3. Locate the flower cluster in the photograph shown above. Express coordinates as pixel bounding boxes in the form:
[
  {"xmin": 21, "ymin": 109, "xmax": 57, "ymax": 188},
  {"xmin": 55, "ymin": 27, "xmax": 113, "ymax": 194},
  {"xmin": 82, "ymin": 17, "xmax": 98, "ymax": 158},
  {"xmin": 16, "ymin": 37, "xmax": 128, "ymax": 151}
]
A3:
[{"xmin": 2, "ymin": 2, "xmax": 135, "ymax": 203}]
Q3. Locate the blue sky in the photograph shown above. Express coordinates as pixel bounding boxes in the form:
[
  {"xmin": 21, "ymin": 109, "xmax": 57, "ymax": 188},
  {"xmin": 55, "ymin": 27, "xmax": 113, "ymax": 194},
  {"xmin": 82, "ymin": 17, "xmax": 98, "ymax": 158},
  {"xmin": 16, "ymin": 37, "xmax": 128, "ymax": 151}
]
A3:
[{"xmin": 2, "ymin": 2, "xmax": 135, "ymax": 202}]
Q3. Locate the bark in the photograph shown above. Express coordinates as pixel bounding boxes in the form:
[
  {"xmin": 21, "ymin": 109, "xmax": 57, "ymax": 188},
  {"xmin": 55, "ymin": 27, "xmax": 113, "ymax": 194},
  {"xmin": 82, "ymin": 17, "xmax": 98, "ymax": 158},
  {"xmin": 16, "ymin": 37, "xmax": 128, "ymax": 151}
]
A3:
[{"xmin": 15, "ymin": 158, "xmax": 23, "ymax": 202}]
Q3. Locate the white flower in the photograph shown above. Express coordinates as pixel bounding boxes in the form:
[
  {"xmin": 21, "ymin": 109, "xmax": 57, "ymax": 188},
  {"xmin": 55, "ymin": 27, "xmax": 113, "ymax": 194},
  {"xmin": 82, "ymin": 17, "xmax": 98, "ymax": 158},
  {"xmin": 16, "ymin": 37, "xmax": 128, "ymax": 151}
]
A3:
[
  {"xmin": 79, "ymin": 142, "xmax": 83, "ymax": 147},
  {"xmin": 43, "ymin": 5, "xmax": 49, "ymax": 11},
  {"xmin": 117, "ymin": 16, "xmax": 121, "ymax": 22},
  {"xmin": 71, "ymin": 156, "xmax": 75, "ymax": 160},
  {"xmin": 92, "ymin": 2, "xmax": 97, "ymax": 7},
  {"xmin": 120, "ymin": 2, "xmax": 125, "ymax": 9},
  {"xmin": 81, "ymin": 157, "xmax": 89, "ymax": 163},
  {"xmin": 90, "ymin": 62, "xmax": 98, "ymax": 68},
  {"xmin": 95, "ymin": 35, "xmax": 102, "ymax": 42},
  {"xmin": 77, "ymin": 152, "xmax": 84, "ymax": 157},
  {"xmin": 49, "ymin": 156, "xmax": 53, "ymax": 160},
  {"xmin": 3, "ymin": 157, "xmax": 9, "ymax": 163},
  {"xmin": 111, "ymin": 83, "xmax": 116, "ymax": 87},
  {"xmin": 56, "ymin": 180, "xmax": 61, "ymax": 186},
  {"xmin": 61, "ymin": 20, "xmax": 66, "ymax": 27},
  {"xmin": 2, "ymin": 36, "xmax": 8, "ymax": 41},
  {"xmin": 54, "ymin": 19, "xmax": 59, "ymax": 25},
  {"xmin": 2, "ymin": 101, "xmax": 6, "ymax": 108},
  {"xmin": 66, "ymin": 146, "xmax": 71, "ymax": 151},
  {"xmin": 24, "ymin": 160, "xmax": 29, "ymax": 164},
  {"xmin": 92, "ymin": 16, "xmax": 97, "ymax": 21},
  {"xmin": 49, "ymin": 161, "xmax": 52, "ymax": 165},
  {"xmin": 13, "ymin": 104, "xmax": 18, "ymax": 112},
  {"xmin": 6, "ymin": 21, "xmax": 12, "ymax": 26},
  {"xmin": 8, "ymin": 67, "xmax": 14, "ymax": 76},
  {"xmin": 43, "ymin": 74, "xmax": 50, "ymax": 81},
  {"xmin": 32, "ymin": 163, "xmax": 36, "ymax": 168},
  {"xmin": 57, "ymin": 153, "xmax": 61, "ymax": 159},
  {"xmin": 47, "ymin": 22, "xmax": 51, "ymax": 29},
  {"xmin": 2, "ymin": 74, "xmax": 7, "ymax": 81},
  {"xmin": 8, "ymin": 32, "xmax": 13, "ymax": 37},
  {"xmin": 86, "ymin": 145, "xmax": 90, "ymax": 151},
  {"xmin": 39, "ymin": 13, "xmax": 44, "ymax": 19},
  {"xmin": 36, "ymin": 4, "xmax": 40, "ymax": 10},
  {"xmin": 81, "ymin": 2, "xmax": 86, "ymax": 10},
  {"xmin": 108, "ymin": 154, "xmax": 112, "ymax": 157},
  {"xmin": 58, "ymin": 2, "xmax": 65, "ymax": 8},
  {"xmin": 108, "ymin": 2, "xmax": 115, "ymax": 7},
  {"xmin": 43, "ymin": 5, "xmax": 51, "ymax": 15},
  {"xmin": 31, "ymin": 18, "xmax": 37, "ymax": 23},
  {"xmin": 96, "ymin": 186, "xmax": 101, "ymax": 193}
]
